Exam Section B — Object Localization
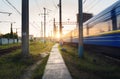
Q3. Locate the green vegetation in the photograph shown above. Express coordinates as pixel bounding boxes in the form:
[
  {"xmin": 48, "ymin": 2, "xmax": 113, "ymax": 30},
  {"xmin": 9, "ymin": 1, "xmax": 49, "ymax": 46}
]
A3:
[
  {"xmin": 0, "ymin": 43, "xmax": 21, "ymax": 50},
  {"xmin": 59, "ymin": 45, "xmax": 120, "ymax": 79},
  {"xmin": 32, "ymin": 55, "xmax": 49, "ymax": 79},
  {"xmin": 0, "ymin": 50, "xmax": 33, "ymax": 79},
  {"xmin": 0, "ymin": 41, "xmax": 54, "ymax": 79},
  {"xmin": 30, "ymin": 41, "xmax": 54, "ymax": 55},
  {"xmin": 0, "ymin": 33, "xmax": 18, "ymax": 39}
]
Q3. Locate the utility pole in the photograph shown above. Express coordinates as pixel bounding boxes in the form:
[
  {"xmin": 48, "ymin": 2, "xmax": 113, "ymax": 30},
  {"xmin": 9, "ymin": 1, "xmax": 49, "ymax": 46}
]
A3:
[
  {"xmin": 22, "ymin": 0, "xmax": 29, "ymax": 56},
  {"xmin": 0, "ymin": 21, "xmax": 15, "ymax": 41},
  {"xmin": 78, "ymin": 0, "xmax": 84, "ymax": 58},
  {"xmin": 13, "ymin": 28, "xmax": 20, "ymax": 43},
  {"xmin": 51, "ymin": 30, "xmax": 53, "ymax": 41},
  {"xmin": 44, "ymin": 7, "xmax": 46, "ymax": 43},
  {"xmin": 53, "ymin": 18, "xmax": 57, "ymax": 39},
  {"xmin": 41, "ymin": 21, "xmax": 43, "ymax": 40},
  {"xmin": 10, "ymin": 23, "xmax": 13, "ymax": 37},
  {"xmin": 39, "ymin": 8, "xmax": 49, "ymax": 42},
  {"xmin": 10, "ymin": 22, "xmax": 16, "ymax": 34},
  {"xmin": 59, "ymin": 0, "xmax": 62, "ymax": 40}
]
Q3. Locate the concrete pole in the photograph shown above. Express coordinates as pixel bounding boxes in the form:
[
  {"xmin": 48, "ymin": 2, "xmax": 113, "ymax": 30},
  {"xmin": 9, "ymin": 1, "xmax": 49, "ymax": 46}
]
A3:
[
  {"xmin": 44, "ymin": 7, "xmax": 46, "ymax": 43},
  {"xmin": 78, "ymin": 0, "xmax": 84, "ymax": 58},
  {"xmin": 59, "ymin": 0, "xmax": 62, "ymax": 40},
  {"xmin": 10, "ymin": 22, "xmax": 15, "ymax": 43},
  {"xmin": 16, "ymin": 29, "xmax": 18, "ymax": 43},
  {"xmin": 10, "ymin": 23, "xmax": 13, "ymax": 37},
  {"xmin": 41, "ymin": 21, "xmax": 43, "ymax": 39},
  {"xmin": 51, "ymin": 30, "xmax": 52, "ymax": 41},
  {"xmin": 10, "ymin": 23, "xmax": 14, "ymax": 43},
  {"xmin": 22, "ymin": 0, "xmax": 29, "ymax": 56},
  {"xmin": 53, "ymin": 18, "xmax": 56, "ymax": 39}
]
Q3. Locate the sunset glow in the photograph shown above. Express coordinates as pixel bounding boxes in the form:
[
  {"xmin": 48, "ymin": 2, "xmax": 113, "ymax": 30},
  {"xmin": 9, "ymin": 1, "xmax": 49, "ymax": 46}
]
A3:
[{"xmin": 56, "ymin": 32, "xmax": 60, "ymax": 39}]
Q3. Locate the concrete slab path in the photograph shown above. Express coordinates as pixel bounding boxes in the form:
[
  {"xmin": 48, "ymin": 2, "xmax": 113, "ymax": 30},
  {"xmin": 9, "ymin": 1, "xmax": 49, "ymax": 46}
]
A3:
[{"xmin": 42, "ymin": 44, "xmax": 72, "ymax": 79}]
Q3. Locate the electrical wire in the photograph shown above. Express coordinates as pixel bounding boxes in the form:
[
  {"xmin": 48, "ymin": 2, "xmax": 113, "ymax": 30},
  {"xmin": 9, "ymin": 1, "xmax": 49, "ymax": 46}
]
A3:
[
  {"xmin": 51, "ymin": 0, "xmax": 58, "ymax": 9},
  {"xmin": 34, "ymin": 0, "xmax": 41, "ymax": 13},
  {"xmin": 34, "ymin": 22, "xmax": 41, "ymax": 29},
  {"xmin": 30, "ymin": 22, "xmax": 40, "ymax": 31},
  {"xmin": 83, "ymin": 0, "xmax": 87, "ymax": 4},
  {"xmin": 5, "ymin": 0, "xmax": 41, "ymax": 32},
  {"xmin": 87, "ymin": 0, "xmax": 102, "ymax": 12},
  {"xmin": 5, "ymin": 0, "xmax": 21, "ymax": 15},
  {"xmin": 84, "ymin": 0, "xmax": 104, "ymax": 13},
  {"xmin": 1, "ymin": 0, "xmax": 12, "ymax": 11}
]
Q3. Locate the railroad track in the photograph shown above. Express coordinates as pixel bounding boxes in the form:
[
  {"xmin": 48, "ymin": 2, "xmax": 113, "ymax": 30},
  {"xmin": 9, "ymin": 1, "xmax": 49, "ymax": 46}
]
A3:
[
  {"xmin": 64, "ymin": 43, "xmax": 120, "ymax": 63},
  {"xmin": 83, "ymin": 44, "xmax": 120, "ymax": 65},
  {"xmin": 84, "ymin": 44, "xmax": 120, "ymax": 59},
  {"xmin": 0, "ymin": 46, "xmax": 21, "ymax": 56}
]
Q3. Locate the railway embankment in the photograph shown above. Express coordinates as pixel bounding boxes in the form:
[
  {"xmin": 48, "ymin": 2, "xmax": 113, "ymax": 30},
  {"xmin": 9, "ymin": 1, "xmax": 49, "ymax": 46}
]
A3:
[{"xmin": 59, "ymin": 44, "xmax": 120, "ymax": 79}]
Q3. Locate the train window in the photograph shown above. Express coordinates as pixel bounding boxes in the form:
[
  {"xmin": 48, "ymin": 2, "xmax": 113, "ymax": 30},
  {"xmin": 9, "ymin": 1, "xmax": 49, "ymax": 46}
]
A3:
[
  {"xmin": 117, "ymin": 15, "xmax": 120, "ymax": 29},
  {"xmin": 89, "ymin": 24, "xmax": 99, "ymax": 36},
  {"xmin": 107, "ymin": 20, "xmax": 112, "ymax": 31},
  {"xmin": 99, "ymin": 21, "xmax": 112, "ymax": 33},
  {"xmin": 83, "ymin": 25, "xmax": 88, "ymax": 37},
  {"xmin": 73, "ymin": 29, "xmax": 78, "ymax": 37},
  {"xmin": 88, "ymin": 20, "xmax": 112, "ymax": 36}
]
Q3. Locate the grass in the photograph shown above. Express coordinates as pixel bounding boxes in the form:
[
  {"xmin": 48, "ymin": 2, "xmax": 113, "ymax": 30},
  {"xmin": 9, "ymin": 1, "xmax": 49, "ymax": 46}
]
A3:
[
  {"xmin": 0, "ymin": 43, "xmax": 21, "ymax": 49},
  {"xmin": 0, "ymin": 41, "xmax": 54, "ymax": 79},
  {"xmin": 59, "ymin": 45, "xmax": 120, "ymax": 79},
  {"xmin": 30, "ymin": 41, "xmax": 54, "ymax": 55},
  {"xmin": 32, "ymin": 55, "xmax": 49, "ymax": 79},
  {"xmin": 0, "ymin": 50, "xmax": 34, "ymax": 79}
]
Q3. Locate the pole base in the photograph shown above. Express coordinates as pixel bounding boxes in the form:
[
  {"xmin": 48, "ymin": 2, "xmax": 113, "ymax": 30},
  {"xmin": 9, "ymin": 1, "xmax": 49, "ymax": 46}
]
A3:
[{"xmin": 78, "ymin": 45, "xmax": 84, "ymax": 58}]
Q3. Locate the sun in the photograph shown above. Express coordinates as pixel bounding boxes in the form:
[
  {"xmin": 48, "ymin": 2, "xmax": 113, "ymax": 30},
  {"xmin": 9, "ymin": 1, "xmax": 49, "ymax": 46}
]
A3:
[{"xmin": 56, "ymin": 32, "xmax": 60, "ymax": 39}]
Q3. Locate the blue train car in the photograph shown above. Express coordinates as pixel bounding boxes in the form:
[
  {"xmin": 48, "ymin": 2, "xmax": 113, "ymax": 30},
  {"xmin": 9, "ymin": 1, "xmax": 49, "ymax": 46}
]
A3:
[{"xmin": 83, "ymin": 1, "xmax": 120, "ymax": 47}]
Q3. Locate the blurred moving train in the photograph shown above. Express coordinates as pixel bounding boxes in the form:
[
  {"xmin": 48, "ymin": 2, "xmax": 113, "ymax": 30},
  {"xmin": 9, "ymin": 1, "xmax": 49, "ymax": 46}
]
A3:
[{"xmin": 63, "ymin": 1, "xmax": 120, "ymax": 48}]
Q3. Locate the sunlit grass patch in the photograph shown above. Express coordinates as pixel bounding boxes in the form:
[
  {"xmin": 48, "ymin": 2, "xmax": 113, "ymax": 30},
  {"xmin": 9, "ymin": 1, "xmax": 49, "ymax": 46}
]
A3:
[
  {"xmin": 30, "ymin": 41, "xmax": 55, "ymax": 55},
  {"xmin": 32, "ymin": 55, "xmax": 49, "ymax": 79},
  {"xmin": 0, "ymin": 41, "xmax": 54, "ymax": 79},
  {"xmin": 0, "ymin": 50, "xmax": 34, "ymax": 79},
  {"xmin": 59, "ymin": 45, "xmax": 120, "ymax": 79}
]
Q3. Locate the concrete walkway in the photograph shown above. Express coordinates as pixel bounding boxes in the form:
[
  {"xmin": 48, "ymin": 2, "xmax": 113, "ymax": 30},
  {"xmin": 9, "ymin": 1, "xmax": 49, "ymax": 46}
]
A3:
[{"xmin": 42, "ymin": 44, "xmax": 72, "ymax": 79}]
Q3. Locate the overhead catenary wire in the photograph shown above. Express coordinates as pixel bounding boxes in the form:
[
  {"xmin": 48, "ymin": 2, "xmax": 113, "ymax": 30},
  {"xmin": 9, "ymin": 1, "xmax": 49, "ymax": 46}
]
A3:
[
  {"xmin": 4, "ymin": 0, "xmax": 42, "ymax": 33},
  {"xmin": 83, "ymin": 0, "xmax": 87, "ymax": 4},
  {"xmin": 83, "ymin": 0, "xmax": 119, "ymax": 16},
  {"xmin": 30, "ymin": 22, "xmax": 40, "ymax": 31},
  {"xmin": 51, "ymin": 0, "xmax": 58, "ymax": 9},
  {"xmin": 83, "ymin": 0, "xmax": 97, "ymax": 12},
  {"xmin": 84, "ymin": 0, "xmax": 103, "ymax": 13},
  {"xmin": 33, "ymin": 21, "xmax": 41, "ymax": 29},
  {"xmin": 47, "ymin": 0, "xmax": 59, "ymax": 23},
  {"xmin": 33, "ymin": 0, "xmax": 53, "ymax": 34},
  {"xmin": 87, "ymin": 0, "xmax": 102, "ymax": 12},
  {"xmin": 83, "ymin": 0, "xmax": 95, "ymax": 8},
  {"xmin": 34, "ymin": 0, "xmax": 41, "ymax": 13},
  {"xmin": 5, "ymin": 0, "xmax": 21, "ymax": 15},
  {"xmin": 2, "ymin": 0, "xmax": 13, "ymax": 11}
]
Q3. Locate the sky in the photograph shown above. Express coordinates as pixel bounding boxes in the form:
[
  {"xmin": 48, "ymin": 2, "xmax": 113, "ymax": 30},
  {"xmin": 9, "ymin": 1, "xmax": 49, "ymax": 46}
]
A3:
[{"xmin": 0, "ymin": 0, "xmax": 119, "ymax": 37}]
